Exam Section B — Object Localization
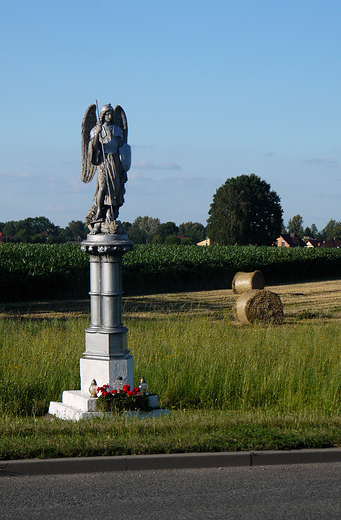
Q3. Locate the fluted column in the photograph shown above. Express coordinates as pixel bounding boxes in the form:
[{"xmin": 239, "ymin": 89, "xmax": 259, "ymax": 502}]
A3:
[
  {"xmin": 80, "ymin": 232, "xmax": 134, "ymax": 392},
  {"xmin": 88, "ymin": 255, "xmax": 101, "ymax": 330}
]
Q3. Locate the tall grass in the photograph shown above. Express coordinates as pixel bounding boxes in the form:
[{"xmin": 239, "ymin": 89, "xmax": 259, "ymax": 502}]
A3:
[
  {"xmin": 0, "ymin": 319, "xmax": 85, "ymax": 415},
  {"xmin": 1, "ymin": 313, "xmax": 341, "ymax": 416},
  {"xmin": 129, "ymin": 314, "xmax": 341, "ymax": 414}
]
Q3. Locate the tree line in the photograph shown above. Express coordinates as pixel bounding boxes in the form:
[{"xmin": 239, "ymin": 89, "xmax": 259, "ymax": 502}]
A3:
[
  {"xmin": 0, "ymin": 216, "xmax": 206, "ymax": 245},
  {"xmin": 0, "ymin": 217, "xmax": 88, "ymax": 244},
  {"xmin": 284, "ymin": 214, "xmax": 341, "ymax": 241},
  {"xmin": 122, "ymin": 217, "xmax": 206, "ymax": 245},
  {"xmin": 1, "ymin": 174, "xmax": 338, "ymax": 246}
]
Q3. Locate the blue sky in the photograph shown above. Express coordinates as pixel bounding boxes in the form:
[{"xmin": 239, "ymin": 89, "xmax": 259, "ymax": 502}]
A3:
[{"xmin": 1, "ymin": 0, "xmax": 341, "ymax": 232}]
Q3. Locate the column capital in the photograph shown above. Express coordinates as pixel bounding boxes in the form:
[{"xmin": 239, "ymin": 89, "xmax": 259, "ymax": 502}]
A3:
[{"xmin": 81, "ymin": 233, "xmax": 133, "ymax": 256}]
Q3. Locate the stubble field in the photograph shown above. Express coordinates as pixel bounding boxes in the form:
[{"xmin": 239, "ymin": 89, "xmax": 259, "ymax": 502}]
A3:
[{"xmin": 1, "ymin": 278, "xmax": 340, "ymax": 322}]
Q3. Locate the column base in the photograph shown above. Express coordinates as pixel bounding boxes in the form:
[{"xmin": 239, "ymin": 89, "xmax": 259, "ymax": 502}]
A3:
[{"xmin": 80, "ymin": 354, "xmax": 134, "ymax": 392}]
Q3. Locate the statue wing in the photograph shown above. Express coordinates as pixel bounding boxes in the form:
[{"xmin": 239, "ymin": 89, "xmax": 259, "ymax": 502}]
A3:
[
  {"xmin": 114, "ymin": 105, "xmax": 128, "ymax": 143},
  {"xmin": 81, "ymin": 104, "xmax": 97, "ymax": 183}
]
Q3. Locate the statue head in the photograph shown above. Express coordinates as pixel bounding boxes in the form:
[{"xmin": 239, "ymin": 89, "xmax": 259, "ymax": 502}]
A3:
[{"xmin": 99, "ymin": 103, "xmax": 114, "ymax": 124}]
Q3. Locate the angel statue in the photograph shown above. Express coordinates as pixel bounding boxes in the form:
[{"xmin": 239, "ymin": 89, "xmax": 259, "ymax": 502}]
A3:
[{"xmin": 81, "ymin": 103, "xmax": 131, "ymax": 234}]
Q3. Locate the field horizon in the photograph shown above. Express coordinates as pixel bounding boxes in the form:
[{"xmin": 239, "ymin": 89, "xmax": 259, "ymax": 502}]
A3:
[{"xmin": 1, "ymin": 278, "xmax": 340, "ymax": 324}]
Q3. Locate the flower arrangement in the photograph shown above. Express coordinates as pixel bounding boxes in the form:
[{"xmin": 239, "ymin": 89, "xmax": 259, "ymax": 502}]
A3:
[{"xmin": 96, "ymin": 384, "xmax": 149, "ymax": 413}]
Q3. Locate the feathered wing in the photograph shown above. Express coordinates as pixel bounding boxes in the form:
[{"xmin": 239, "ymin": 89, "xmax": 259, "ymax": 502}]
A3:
[
  {"xmin": 114, "ymin": 105, "xmax": 128, "ymax": 143},
  {"xmin": 81, "ymin": 104, "xmax": 97, "ymax": 183}
]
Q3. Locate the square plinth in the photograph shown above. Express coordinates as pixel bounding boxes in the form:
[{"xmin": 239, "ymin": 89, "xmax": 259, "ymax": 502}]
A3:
[
  {"xmin": 84, "ymin": 329, "xmax": 128, "ymax": 357},
  {"xmin": 80, "ymin": 354, "xmax": 133, "ymax": 393}
]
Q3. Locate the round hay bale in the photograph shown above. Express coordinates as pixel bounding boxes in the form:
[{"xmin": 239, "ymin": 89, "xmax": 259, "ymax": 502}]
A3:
[
  {"xmin": 233, "ymin": 290, "xmax": 283, "ymax": 325},
  {"xmin": 232, "ymin": 270, "xmax": 265, "ymax": 294}
]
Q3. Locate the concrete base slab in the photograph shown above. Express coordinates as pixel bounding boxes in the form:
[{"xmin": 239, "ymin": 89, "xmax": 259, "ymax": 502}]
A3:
[
  {"xmin": 48, "ymin": 400, "xmax": 170, "ymax": 422},
  {"xmin": 48, "ymin": 401, "xmax": 103, "ymax": 421},
  {"xmin": 62, "ymin": 390, "xmax": 97, "ymax": 411},
  {"xmin": 48, "ymin": 389, "xmax": 169, "ymax": 421},
  {"xmin": 49, "ymin": 389, "xmax": 104, "ymax": 420}
]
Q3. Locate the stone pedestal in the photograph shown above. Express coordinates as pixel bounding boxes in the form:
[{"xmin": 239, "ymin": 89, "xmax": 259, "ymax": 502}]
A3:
[
  {"xmin": 79, "ymin": 232, "xmax": 134, "ymax": 392},
  {"xmin": 49, "ymin": 232, "xmax": 135, "ymax": 420}
]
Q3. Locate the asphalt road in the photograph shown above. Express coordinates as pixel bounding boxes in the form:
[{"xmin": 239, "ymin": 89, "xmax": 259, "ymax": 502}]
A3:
[{"xmin": 1, "ymin": 462, "xmax": 341, "ymax": 519}]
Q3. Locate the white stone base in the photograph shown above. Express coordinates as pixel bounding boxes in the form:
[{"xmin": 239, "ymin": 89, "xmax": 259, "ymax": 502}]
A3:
[
  {"xmin": 80, "ymin": 354, "xmax": 133, "ymax": 392},
  {"xmin": 48, "ymin": 401, "xmax": 103, "ymax": 421},
  {"xmin": 48, "ymin": 390, "xmax": 170, "ymax": 422}
]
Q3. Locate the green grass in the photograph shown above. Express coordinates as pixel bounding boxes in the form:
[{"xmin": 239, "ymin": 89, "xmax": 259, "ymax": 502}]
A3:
[
  {"xmin": 129, "ymin": 314, "xmax": 341, "ymax": 415},
  {"xmin": 0, "ymin": 318, "xmax": 84, "ymax": 415},
  {"xmin": 2, "ymin": 304, "xmax": 341, "ymax": 459},
  {"xmin": 0, "ymin": 411, "xmax": 340, "ymax": 460},
  {"xmin": 1, "ymin": 313, "xmax": 341, "ymax": 416}
]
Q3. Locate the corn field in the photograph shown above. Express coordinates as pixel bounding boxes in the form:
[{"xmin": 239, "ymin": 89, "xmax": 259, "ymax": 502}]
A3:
[{"xmin": 1, "ymin": 243, "xmax": 341, "ymax": 301}]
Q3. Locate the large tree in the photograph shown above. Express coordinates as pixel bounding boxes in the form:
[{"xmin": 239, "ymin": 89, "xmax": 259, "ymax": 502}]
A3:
[{"xmin": 206, "ymin": 174, "xmax": 283, "ymax": 245}]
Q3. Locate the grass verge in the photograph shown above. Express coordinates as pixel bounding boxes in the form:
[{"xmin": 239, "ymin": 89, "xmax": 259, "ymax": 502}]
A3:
[{"xmin": 0, "ymin": 411, "xmax": 340, "ymax": 460}]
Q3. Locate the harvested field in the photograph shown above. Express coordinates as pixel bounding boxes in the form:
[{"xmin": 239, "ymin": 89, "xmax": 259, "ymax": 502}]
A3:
[{"xmin": 0, "ymin": 279, "xmax": 341, "ymax": 324}]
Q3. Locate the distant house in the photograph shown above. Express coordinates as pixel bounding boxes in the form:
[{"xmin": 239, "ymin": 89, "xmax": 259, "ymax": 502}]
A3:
[
  {"xmin": 276, "ymin": 233, "xmax": 306, "ymax": 248},
  {"xmin": 305, "ymin": 238, "xmax": 325, "ymax": 248},
  {"xmin": 0, "ymin": 232, "xmax": 16, "ymax": 243},
  {"xmin": 324, "ymin": 239, "xmax": 341, "ymax": 248},
  {"xmin": 197, "ymin": 238, "xmax": 211, "ymax": 246},
  {"xmin": 306, "ymin": 238, "xmax": 341, "ymax": 248}
]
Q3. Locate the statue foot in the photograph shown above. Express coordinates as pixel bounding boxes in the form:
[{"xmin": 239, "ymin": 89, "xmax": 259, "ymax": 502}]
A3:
[{"xmin": 90, "ymin": 222, "xmax": 102, "ymax": 234}]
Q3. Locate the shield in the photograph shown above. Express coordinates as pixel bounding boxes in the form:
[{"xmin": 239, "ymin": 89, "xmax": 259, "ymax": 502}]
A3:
[{"xmin": 119, "ymin": 143, "xmax": 131, "ymax": 171}]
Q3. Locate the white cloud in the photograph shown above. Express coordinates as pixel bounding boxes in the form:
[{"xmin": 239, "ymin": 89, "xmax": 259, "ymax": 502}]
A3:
[
  {"xmin": 0, "ymin": 171, "xmax": 30, "ymax": 178},
  {"xmin": 132, "ymin": 160, "xmax": 182, "ymax": 170},
  {"xmin": 302, "ymin": 158, "xmax": 339, "ymax": 166}
]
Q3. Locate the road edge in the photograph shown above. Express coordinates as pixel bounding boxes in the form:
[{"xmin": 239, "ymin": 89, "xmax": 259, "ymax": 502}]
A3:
[{"xmin": 1, "ymin": 448, "xmax": 341, "ymax": 476}]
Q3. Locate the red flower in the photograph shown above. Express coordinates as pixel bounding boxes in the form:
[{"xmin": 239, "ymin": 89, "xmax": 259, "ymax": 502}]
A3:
[
  {"xmin": 127, "ymin": 391, "xmax": 133, "ymax": 396},
  {"xmin": 101, "ymin": 391, "xmax": 108, "ymax": 397},
  {"xmin": 112, "ymin": 389, "xmax": 117, "ymax": 394},
  {"xmin": 123, "ymin": 385, "xmax": 130, "ymax": 392},
  {"xmin": 98, "ymin": 384, "xmax": 110, "ymax": 393}
]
